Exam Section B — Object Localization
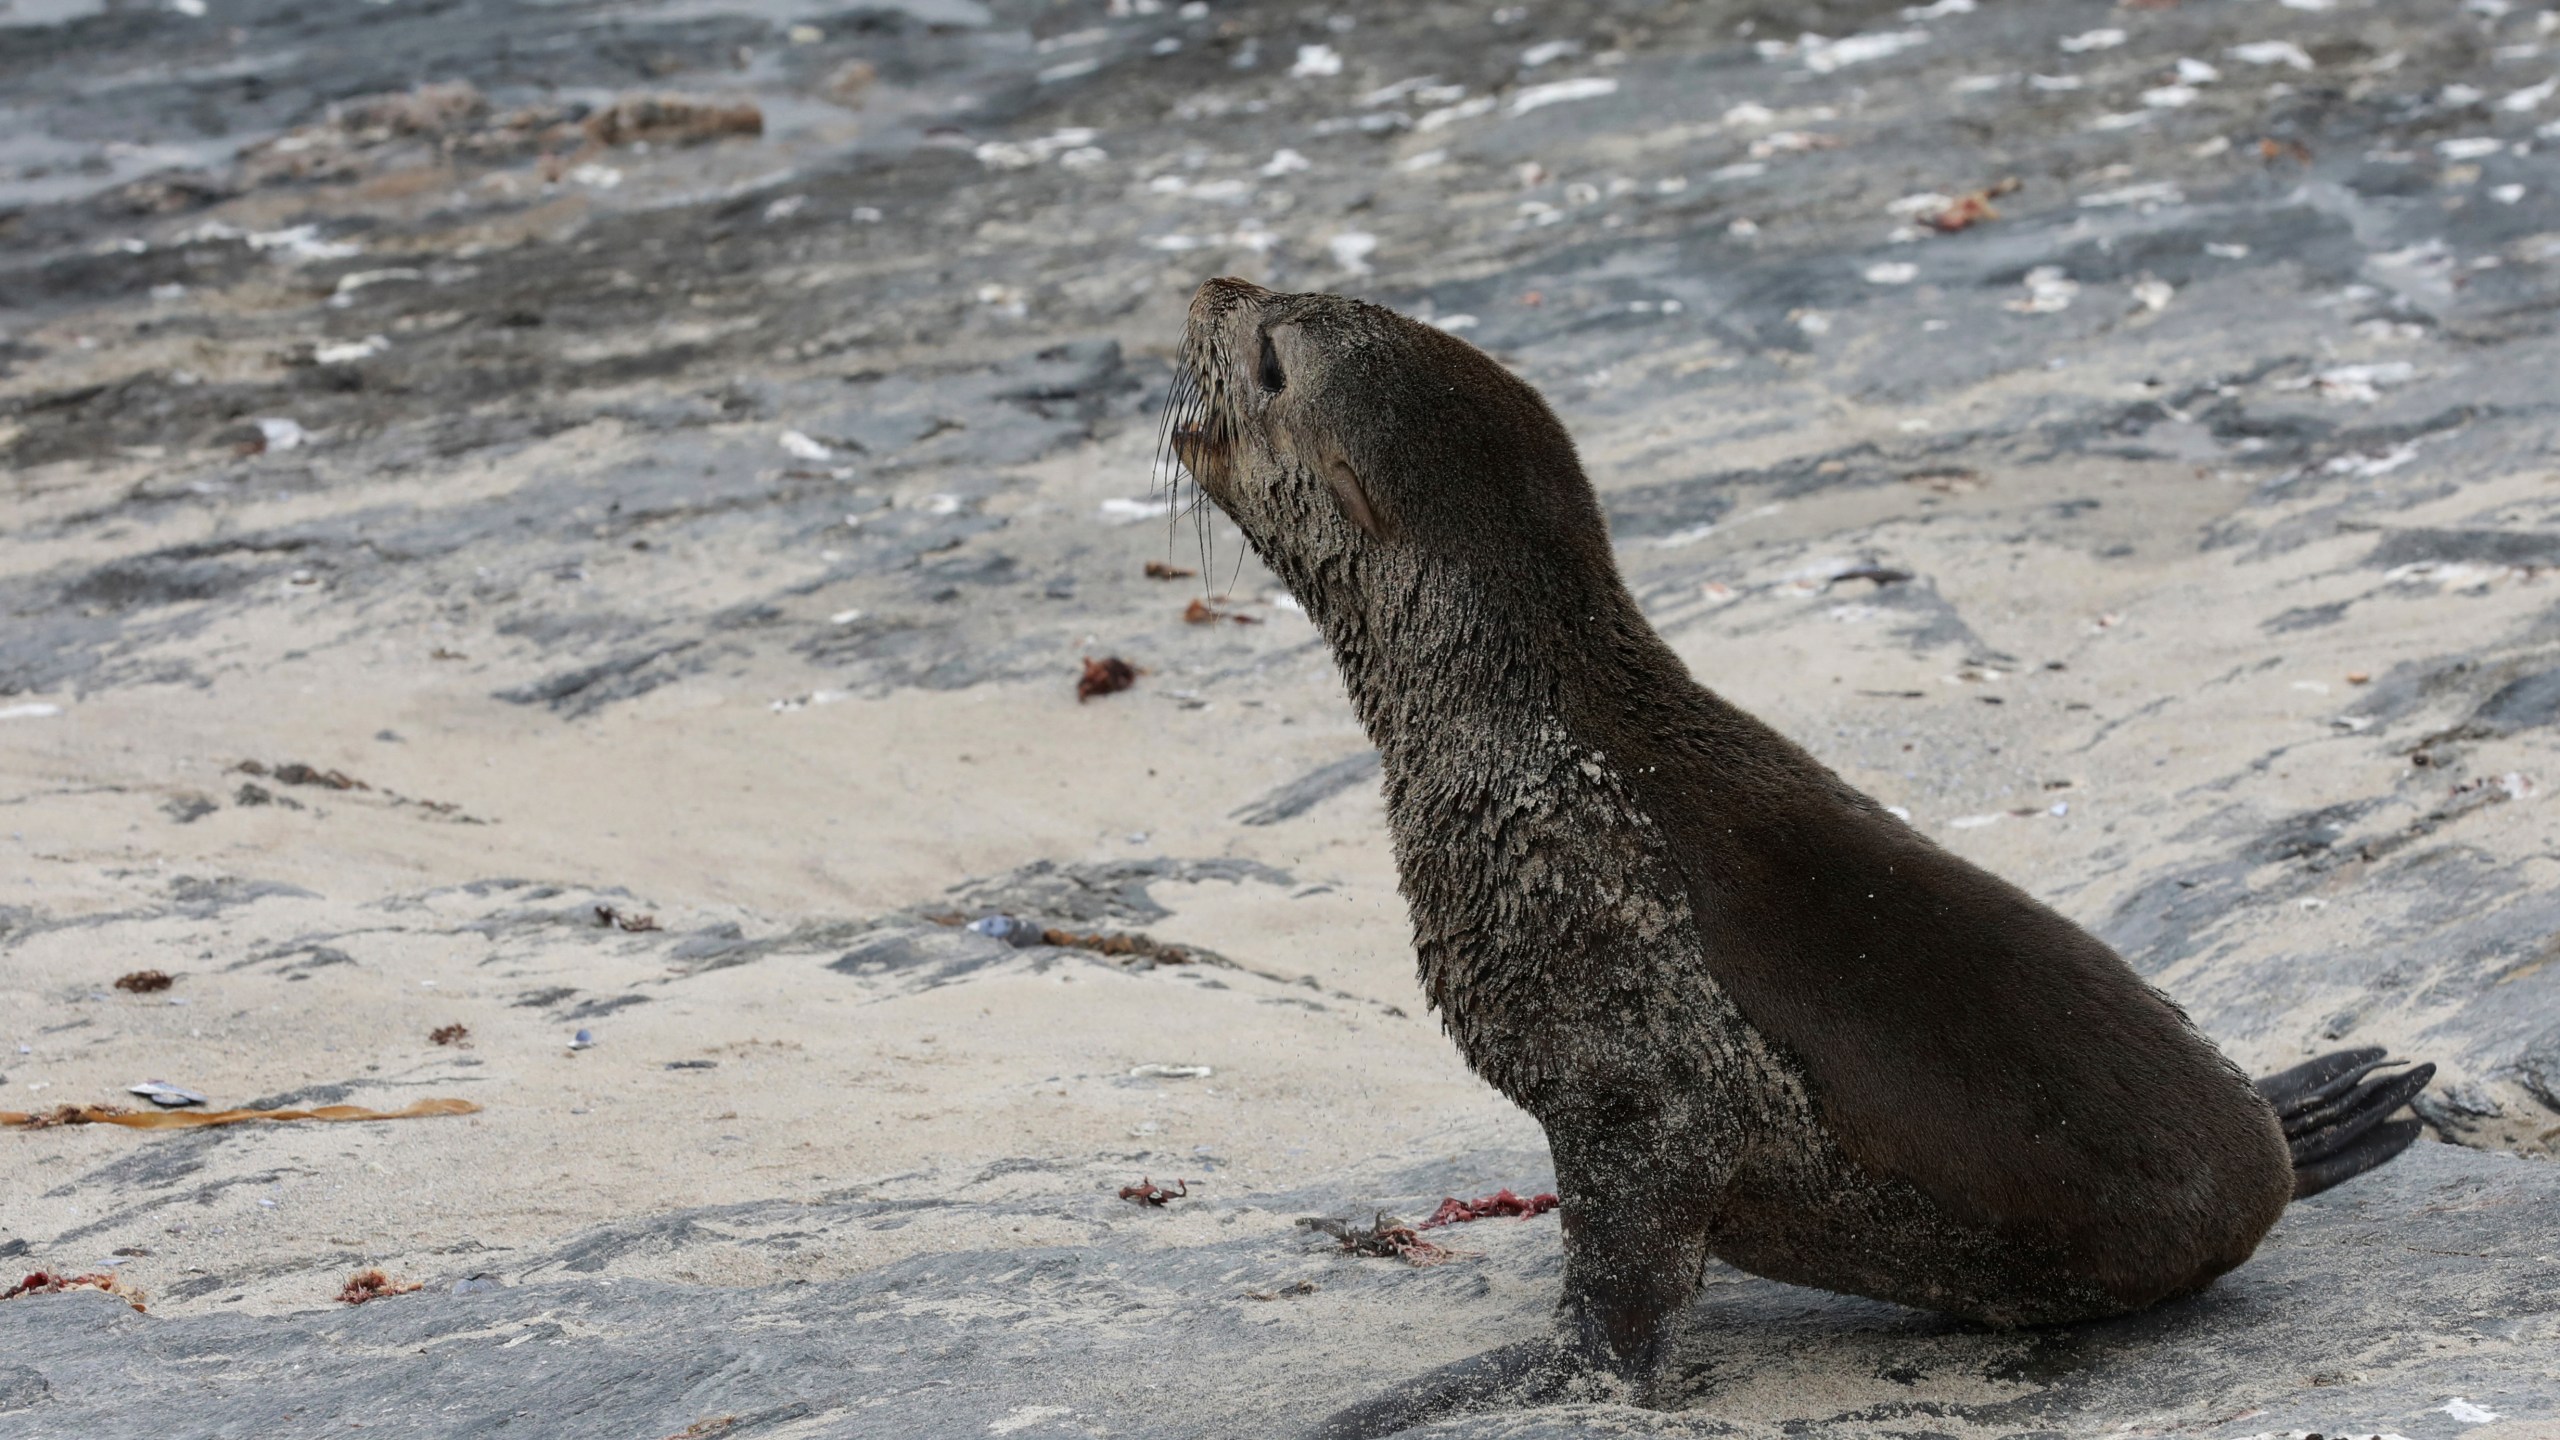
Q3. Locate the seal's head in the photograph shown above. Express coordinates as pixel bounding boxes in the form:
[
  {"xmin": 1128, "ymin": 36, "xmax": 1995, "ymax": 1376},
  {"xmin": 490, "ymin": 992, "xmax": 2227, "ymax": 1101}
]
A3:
[{"xmin": 1166, "ymin": 277, "xmax": 1622, "ymax": 645}]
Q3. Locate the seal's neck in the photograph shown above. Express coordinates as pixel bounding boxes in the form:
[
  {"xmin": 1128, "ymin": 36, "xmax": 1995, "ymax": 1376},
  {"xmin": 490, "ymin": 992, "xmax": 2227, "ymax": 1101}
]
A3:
[{"xmin": 1282, "ymin": 543, "xmax": 1666, "ymax": 763}]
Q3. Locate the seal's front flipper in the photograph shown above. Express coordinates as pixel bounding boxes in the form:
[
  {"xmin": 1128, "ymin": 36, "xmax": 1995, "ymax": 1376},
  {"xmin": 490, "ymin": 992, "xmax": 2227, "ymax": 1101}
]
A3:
[
  {"xmin": 2254, "ymin": 1047, "xmax": 2436, "ymax": 1199},
  {"xmin": 1306, "ymin": 1337, "xmax": 1607, "ymax": 1440}
]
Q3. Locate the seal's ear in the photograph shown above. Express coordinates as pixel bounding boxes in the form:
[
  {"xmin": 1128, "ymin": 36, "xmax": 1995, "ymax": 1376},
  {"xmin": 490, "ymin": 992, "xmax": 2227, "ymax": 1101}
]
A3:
[
  {"xmin": 1268, "ymin": 319, "xmax": 1386, "ymax": 537},
  {"xmin": 1322, "ymin": 453, "xmax": 1386, "ymax": 539}
]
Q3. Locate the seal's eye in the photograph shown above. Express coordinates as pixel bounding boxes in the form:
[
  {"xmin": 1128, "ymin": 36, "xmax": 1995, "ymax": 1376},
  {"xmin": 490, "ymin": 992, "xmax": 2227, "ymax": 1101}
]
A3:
[{"xmin": 1258, "ymin": 332, "xmax": 1286, "ymax": 394}]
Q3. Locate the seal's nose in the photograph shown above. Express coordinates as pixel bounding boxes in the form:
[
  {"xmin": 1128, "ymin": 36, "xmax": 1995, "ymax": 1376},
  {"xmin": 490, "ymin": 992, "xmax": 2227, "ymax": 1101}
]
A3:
[{"xmin": 1188, "ymin": 275, "xmax": 1273, "ymax": 330}]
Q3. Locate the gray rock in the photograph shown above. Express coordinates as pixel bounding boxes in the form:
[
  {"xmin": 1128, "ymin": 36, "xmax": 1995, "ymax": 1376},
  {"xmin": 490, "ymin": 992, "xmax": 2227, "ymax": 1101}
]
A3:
[
  {"xmin": 942, "ymin": 857, "xmax": 1294, "ymax": 927},
  {"xmin": 0, "ymin": 1143, "xmax": 2550, "ymax": 1438},
  {"xmin": 1233, "ymin": 750, "xmax": 1383, "ymax": 826},
  {"xmin": 825, "ymin": 924, "xmax": 1020, "ymax": 996}
]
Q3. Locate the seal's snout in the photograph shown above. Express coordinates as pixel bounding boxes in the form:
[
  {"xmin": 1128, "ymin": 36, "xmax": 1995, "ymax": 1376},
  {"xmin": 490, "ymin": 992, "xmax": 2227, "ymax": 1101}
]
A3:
[
  {"xmin": 1163, "ymin": 278, "xmax": 1265, "ymax": 501},
  {"xmin": 1165, "ymin": 277, "xmax": 1283, "ymax": 500},
  {"xmin": 1170, "ymin": 415, "xmax": 1218, "ymax": 477},
  {"xmin": 1187, "ymin": 275, "xmax": 1273, "ymax": 331}
]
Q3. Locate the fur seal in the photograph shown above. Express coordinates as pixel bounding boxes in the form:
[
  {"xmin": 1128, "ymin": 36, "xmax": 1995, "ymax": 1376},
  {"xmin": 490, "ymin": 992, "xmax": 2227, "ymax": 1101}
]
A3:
[{"xmin": 1165, "ymin": 277, "xmax": 2437, "ymax": 1433}]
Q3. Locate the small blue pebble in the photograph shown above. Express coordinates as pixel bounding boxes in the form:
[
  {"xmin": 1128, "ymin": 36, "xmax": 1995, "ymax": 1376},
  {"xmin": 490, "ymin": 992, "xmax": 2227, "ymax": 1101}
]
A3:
[{"xmin": 967, "ymin": 913, "xmax": 1043, "ymax": 948}]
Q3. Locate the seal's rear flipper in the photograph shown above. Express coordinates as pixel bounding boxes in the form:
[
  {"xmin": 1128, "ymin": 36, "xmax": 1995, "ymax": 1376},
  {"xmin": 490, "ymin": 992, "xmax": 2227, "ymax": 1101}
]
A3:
[
  {"xmin": 2254, "ymin": 1048, "xmax": 2437, "ymax": 1199},
  {"xmin": 2290, "ymin": 1118, "xmax": 2424, "ymax": 1198},
  {"xmin": 1306, "ymin": 1337, "xmax": 1603, "ymax": 1440}
]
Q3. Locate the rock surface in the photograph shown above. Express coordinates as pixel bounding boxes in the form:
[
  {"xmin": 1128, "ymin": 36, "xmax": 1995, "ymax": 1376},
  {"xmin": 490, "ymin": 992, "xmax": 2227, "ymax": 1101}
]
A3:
[
  {"xmin": 6, "ymin": 0, "xmax": 2560, "ymax": 1434},
  {"xmin": 4, "ymin": 1141, "xmax": 2556, "ymax": 1438}
]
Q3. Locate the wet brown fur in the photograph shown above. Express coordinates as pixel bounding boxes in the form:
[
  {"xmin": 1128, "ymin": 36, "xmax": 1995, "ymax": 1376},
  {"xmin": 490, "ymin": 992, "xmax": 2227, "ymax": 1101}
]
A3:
[{"xmin": 1170, "ymin": 278, "xmax": 2294, "ymax": 1399}]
